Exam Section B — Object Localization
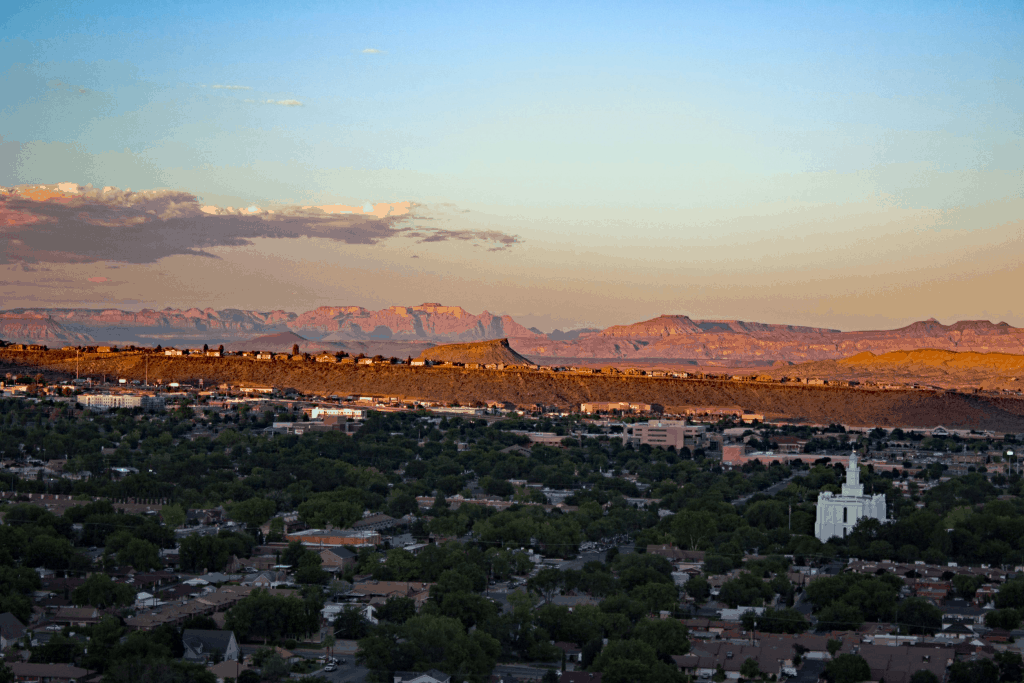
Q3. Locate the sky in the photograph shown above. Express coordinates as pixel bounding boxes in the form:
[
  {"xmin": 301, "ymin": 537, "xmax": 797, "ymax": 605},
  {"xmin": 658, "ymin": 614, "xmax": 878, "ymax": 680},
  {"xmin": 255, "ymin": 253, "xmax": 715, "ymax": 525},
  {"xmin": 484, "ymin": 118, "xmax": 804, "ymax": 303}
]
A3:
[{"xmin": 1, "ymin": 0, "xmax": 1022, "ymax": 332}]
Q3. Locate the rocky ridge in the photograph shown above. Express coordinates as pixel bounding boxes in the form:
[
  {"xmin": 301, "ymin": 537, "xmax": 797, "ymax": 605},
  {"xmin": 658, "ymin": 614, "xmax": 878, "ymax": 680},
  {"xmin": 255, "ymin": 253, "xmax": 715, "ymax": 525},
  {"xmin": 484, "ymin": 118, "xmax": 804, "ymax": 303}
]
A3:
[{"xmin": 3, "ymin": 306, "xmax": 1024, "ymax": 365}]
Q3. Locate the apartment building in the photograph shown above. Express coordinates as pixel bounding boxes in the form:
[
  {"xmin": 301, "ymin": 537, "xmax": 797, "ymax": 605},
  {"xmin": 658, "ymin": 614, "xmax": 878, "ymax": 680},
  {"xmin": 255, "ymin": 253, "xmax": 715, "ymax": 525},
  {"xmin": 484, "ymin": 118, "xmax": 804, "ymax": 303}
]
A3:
[{"xmin": 79, "ymin": 394, "xmax": 165, "ymax": 411}]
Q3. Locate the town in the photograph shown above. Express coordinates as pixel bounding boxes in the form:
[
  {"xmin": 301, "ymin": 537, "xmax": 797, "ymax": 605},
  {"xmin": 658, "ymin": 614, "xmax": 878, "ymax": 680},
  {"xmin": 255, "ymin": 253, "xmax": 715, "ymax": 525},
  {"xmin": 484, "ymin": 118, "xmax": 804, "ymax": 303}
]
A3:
[{"xmin": 0, "ymin": 360, "xmax": 1021, "ymax": 683}]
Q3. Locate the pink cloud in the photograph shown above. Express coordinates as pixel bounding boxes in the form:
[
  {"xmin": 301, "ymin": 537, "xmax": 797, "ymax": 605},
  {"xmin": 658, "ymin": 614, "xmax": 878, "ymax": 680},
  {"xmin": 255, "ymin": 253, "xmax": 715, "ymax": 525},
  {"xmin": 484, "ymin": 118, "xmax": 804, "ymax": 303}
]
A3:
[{"xmin": 88, "ymin": 276, "xmax": 109, "ymax": 283}]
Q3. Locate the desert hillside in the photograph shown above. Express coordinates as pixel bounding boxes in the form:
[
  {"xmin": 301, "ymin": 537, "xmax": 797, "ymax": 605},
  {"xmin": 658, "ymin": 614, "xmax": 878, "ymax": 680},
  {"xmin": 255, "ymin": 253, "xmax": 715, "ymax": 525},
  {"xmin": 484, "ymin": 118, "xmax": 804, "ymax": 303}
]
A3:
[
  {"xmin": 765, "ymin": 349, "xmax": 1024, "ymax": 393},
  {"xmin": 5, "ymin": 350, "xmax": 1024, "ymax": 431}
]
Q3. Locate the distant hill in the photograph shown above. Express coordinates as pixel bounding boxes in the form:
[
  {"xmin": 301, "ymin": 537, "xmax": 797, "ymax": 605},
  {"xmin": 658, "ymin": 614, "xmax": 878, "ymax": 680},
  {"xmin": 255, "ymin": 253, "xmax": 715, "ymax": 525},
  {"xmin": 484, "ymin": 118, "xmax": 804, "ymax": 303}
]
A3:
[
  {"xmin": 3, "ymin": 303, "xmax": 1024, "ymax": 367},
  {"xmin": 417, "ymin": 338, "xmax": 535, "ymax": 365}
]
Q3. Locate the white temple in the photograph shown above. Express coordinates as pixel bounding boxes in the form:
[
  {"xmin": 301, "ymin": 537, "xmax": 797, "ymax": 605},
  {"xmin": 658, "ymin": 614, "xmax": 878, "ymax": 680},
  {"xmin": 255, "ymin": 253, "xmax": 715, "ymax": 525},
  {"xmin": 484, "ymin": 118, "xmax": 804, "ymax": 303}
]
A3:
[{"xmin": 814, "ymin": 451, "xmax": 886, "ymax": 542}]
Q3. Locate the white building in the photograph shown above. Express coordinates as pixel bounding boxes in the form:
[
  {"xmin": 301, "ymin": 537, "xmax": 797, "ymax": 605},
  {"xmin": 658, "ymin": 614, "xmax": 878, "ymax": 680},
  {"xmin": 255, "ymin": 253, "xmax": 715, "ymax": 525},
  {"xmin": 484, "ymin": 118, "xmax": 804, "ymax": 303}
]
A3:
[
  {"xmin": 814, "ymin": 451, "xmax": 886, "ymax": 542},
  {"xmin": 79, "ymin": 394, "xmax": 165, "ymax": 411},
  {"xmin": 310, "ymin": 406, "xmax": 367, "ymax": 420}
]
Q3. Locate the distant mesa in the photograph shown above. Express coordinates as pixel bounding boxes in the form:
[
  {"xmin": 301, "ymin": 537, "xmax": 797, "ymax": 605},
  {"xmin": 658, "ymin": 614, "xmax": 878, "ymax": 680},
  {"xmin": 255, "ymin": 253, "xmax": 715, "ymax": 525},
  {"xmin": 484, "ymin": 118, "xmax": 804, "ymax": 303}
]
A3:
[
  {"xmin": 416, "ymin": 338, "xmax": 535, "ymax": 366},
  {"xmin": 2, "ymin": 303, "xmax": 1024, "ymax": 367}
]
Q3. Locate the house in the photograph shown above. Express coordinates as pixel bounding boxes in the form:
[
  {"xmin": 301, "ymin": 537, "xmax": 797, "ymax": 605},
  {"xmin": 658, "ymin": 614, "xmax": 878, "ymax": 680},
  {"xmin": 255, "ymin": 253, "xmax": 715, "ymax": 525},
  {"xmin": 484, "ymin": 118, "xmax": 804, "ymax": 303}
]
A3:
[
  {"xmin": 352, "ymin": 513, "xmax": 399, "ymax": 533},
  {"xmin": 350, "ymin": 580, "xmax": 434, "ymax": 609},
  {"xmin": 393, "ymin": 671, "xmax": 451, "ymax": 683},
  {"xmin": 647, "ymin": 544, "xmax": 685, "ymax": 561},
  {"xmin": 208, "ymin": 660, "xmax": 251, "ymax": 683},
  {"xmin": 553, "ymin": 642, "xmax": 583, "ymax": 663},
  {"xmin": 320, "ymin": 546, "xmax": 357, "ymax": 570},
  {"xmin": 53, "ymin": 607, "xmax": 101, "ymax": 627},
  {"xmin": 182, "ymin": 629, "xmax": 239, "ymax": 663},
  {"xmin": 9, "ymin": 663, "xmax": 91, "ymax": 683},
  {"xmin": 0, "ymin": 611, "xmax": 26, "ymax": 650},
  {"xmin": 246, "ymin": 571, "xmax": 289, "ymax": 588}
]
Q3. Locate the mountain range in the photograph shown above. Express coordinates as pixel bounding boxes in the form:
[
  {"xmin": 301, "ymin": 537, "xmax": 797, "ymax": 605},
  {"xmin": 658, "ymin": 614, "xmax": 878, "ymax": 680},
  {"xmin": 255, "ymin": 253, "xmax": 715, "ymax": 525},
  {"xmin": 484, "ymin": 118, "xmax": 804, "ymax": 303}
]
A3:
[{"xmin": 3, "ymin": 304, "xmax": 1024, "ymax": 364}]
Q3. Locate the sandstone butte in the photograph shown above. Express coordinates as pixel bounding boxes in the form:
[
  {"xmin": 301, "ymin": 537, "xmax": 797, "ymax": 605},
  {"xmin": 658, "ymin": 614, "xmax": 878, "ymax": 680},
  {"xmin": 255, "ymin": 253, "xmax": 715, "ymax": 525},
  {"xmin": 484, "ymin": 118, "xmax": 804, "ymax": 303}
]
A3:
[
  {"xmin": 415, "ymin": 338, "xmax": 535, "ymax": 366},
  {"xmin": 6, "ymin": 349, "xmax": 1024, "ymax": 431}
]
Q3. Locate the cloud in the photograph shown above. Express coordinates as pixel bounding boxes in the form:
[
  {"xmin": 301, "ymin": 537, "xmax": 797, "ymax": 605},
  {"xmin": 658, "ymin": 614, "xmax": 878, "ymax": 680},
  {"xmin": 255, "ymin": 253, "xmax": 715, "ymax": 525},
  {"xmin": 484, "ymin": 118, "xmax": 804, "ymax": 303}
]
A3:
[
  {"xmin": 0, "ymin": 184, "xmax": 521, "ymax": 264},
  {"xmin": 362, "ymin": 48, "xmax": 384, "ymax": 54},
  {"xmin": 211, "ymin": 85, "xmax": 251, "ymax": 90},
  {"xmin": 87, "ymin": 276, "xmax": 109, "ymax": 283},
  {"xmin": 266, "ymin": 99, "xmax": 302, "ymax": 106}
]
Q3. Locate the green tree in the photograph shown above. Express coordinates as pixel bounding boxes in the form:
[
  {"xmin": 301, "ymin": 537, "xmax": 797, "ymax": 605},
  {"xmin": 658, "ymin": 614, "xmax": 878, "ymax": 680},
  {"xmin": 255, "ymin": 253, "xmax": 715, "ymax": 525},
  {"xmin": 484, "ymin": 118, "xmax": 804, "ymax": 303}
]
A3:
[
  {"xmin": 671, "ymin": 511, "xmax": 717, "ymax": 550},
  {"xmin": 909, "ymin": 671, "xmax": 939, "ymax": 683},
  {"xmin": 378, "ymin": 596, "xmax": 417, "ymax": 625},
  {"xmin": 633, "ymin": 618, "xmax": 690, "ymax": 661},
  {"xmin": 116, "ymin": 538, "xmax": 161, "ymax": 572},
  {"xmin": 897, "ymin": 598, "xmax": 942, "ymax": 635},
  {"xmin": 528, "ymin": 568, "xmax": 563, "ymax": 604},
  {"xmin": 334, "ymin": 606, "xmax": 371, "ymax": 639},
  {"xmin": 741, "ymin": 657, "xmax": 762, "ymax": 680},
  {"xmin": 260, "ymin": 654, "xmax": 290, "ymax": 682},
  {"xmin": 592, "ymin": 639, "xmax": 683, "ymax": 683},
  {"xmin": 684, "ymin": 575, "xmax": 710, "ymax": 604},
  {"xmin": 823, "ymin": 654, "xmax": 870, "ymax": 683},
  {"xmin": 985, "ymin": 608, "xmax": 1021, "ymax": 630},
  {"xmin": 161, "ymin": 504, "xmax": 186, "ymax": 529},
  {"xmin": 72, "ymin": 573, "xmax": 135, "ymax": 609},
  {"xmin": 948, "ymin": 659, "xmax": 999, "ymax": 683},
  {"xmin": 951, "ymin": 573, "xmax": 985, "ymax": 600},
  {"xmin": 230, "ymin": 498, "xmax": 276, "ymax": 528}
]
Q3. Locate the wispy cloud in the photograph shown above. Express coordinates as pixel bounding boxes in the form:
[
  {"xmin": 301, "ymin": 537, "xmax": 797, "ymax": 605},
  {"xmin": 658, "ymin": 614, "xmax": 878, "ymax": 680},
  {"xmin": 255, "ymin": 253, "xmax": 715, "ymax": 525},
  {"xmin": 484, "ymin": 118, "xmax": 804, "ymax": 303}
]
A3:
[
  {"xmin": 267, "ymin": 99, "xmax": 303, "ymax": 106},
  {"xmin": 0, "ymin": 184, "xmax": 522, "ymax": 264},
  {"xmin": 362, "ymin": 48, "xmax": 384, "ymax": 54},
  {"xmin": 211, "ymin": 84, "xmax": 252, "ymax": 90}
]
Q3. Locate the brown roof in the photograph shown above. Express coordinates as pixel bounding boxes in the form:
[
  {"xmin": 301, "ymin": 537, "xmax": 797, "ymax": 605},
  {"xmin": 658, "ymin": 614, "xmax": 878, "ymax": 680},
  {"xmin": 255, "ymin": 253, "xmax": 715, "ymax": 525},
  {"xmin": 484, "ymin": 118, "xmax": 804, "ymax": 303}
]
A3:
[{"xmin": 10, "ymin": 663, "xmax": 90, "ymax": 680}]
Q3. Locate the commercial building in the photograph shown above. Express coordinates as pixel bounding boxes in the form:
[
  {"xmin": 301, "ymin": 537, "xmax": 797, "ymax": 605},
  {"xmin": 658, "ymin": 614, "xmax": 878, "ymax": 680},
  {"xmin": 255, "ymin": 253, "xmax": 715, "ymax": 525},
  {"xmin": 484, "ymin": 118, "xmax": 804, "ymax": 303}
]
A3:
[
  {"xmin": 627, "ymin": 421, "xmax": 712, "ymax": 451},
  {"xmin": 285, "ymin": 528, "xmax": 381, "ymax": 547},
  {"xmin": 814, "ymin": 451, "xmax": 887, "ymax": 542},
  {"xmin": 580, "ymin": 401, "xmax": 652, "ymax": 414},
  {"xmin": 309, "ymin": 406, "xmax": 367, "ymax": 420},
  {"xmin": 79, "ymin": 393, "xmax": 165, "ymax": 411}
]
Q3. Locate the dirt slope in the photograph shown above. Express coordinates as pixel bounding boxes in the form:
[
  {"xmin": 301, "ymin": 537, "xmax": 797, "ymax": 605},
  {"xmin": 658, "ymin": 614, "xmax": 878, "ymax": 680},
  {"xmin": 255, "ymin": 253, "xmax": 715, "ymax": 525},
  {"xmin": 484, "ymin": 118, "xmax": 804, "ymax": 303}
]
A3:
[{"xmin": 765, "ymin": 349, "xmax": 1024, "ymax": 393}]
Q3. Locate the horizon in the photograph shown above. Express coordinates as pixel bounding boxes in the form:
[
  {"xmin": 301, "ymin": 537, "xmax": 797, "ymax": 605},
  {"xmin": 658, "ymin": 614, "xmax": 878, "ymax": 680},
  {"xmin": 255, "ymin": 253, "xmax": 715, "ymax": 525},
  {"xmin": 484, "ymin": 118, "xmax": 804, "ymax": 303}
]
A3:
[
  {"xmin": 0, "ymin": 297, "xmax": 1019, "ymax": 335},
  {"xmin": 2, "ymin": 2, "xmax": 1023, "ymax": 332}
]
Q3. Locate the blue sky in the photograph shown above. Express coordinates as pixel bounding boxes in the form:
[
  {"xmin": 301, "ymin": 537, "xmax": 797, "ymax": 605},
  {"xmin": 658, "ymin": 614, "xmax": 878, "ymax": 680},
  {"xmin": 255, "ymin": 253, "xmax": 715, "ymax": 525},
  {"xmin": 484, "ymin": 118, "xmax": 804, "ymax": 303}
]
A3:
[{"xmin": 1, "ymin": 1, "xmax": 1023, "ymax": 330}]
